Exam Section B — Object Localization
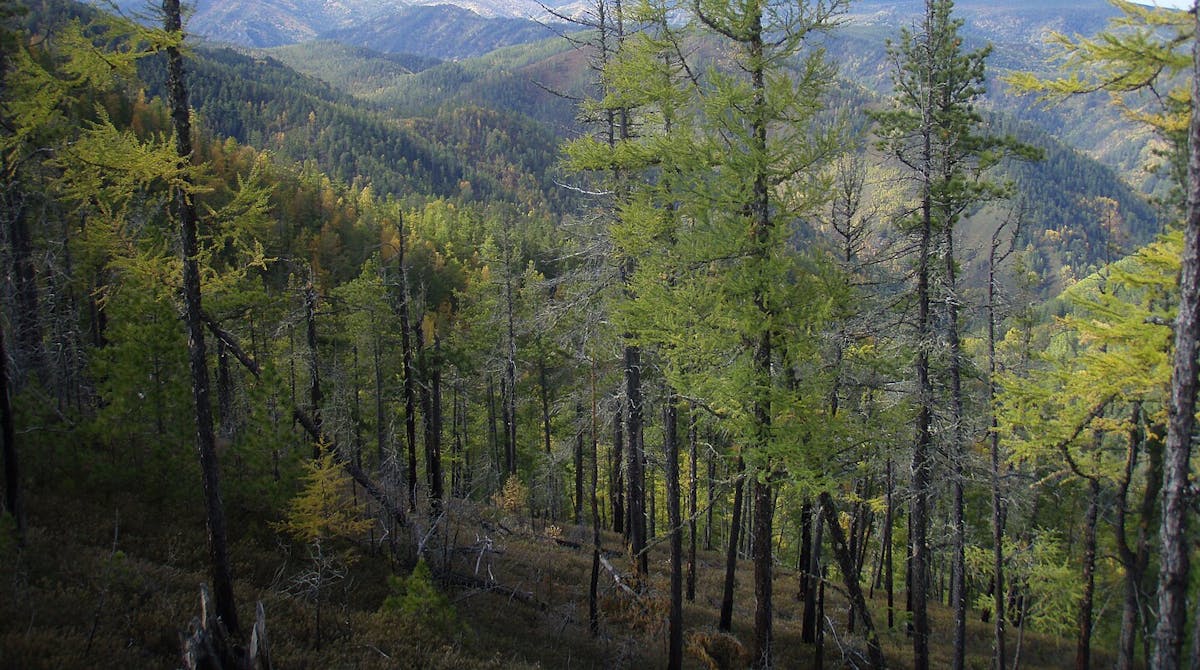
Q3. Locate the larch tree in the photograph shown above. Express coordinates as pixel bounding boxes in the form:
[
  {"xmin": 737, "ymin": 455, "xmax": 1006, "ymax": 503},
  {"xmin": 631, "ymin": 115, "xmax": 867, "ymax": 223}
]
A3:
[
  {"xmin": 568, "ymin": 0, "xmax": 845, "ymax": 663},
  {"xmin": 1007, "ymin": 3, "xmax": 1197, "ymax": 666},
  {"xmin": 162, "ymin": 0, "xmax": 240, "ymax": 639},
  {"xmin": 873, "ymin": 1, "xmax": 1034, "ymax": 665}
]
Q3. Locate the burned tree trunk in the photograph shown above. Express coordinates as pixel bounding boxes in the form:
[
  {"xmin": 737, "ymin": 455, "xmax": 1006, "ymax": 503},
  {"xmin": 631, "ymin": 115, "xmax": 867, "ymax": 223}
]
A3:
[{"xmin": 164, "ymin": 0, "xmax": 239, "ymax": 636}]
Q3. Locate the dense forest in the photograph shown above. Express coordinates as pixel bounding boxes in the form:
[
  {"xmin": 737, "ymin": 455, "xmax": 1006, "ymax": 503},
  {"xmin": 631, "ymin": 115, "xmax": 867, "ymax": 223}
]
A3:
[{"xmin": 1, "ymin": 0, "xmax": 1198, "ymax": 669}]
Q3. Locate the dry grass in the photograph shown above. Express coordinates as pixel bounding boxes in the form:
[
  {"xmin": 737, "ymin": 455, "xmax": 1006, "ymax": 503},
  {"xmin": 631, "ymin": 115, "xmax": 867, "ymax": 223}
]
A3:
[{"xmin": 0, "ymin": 486, "xmax": 1123, "ymax": 669}]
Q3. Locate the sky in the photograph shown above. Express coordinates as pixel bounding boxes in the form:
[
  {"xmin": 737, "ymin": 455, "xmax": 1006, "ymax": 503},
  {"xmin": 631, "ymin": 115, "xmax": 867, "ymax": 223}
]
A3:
[{"xmin": 1142, "ymin": 0, "xmax": 1192, "ymax": 8}]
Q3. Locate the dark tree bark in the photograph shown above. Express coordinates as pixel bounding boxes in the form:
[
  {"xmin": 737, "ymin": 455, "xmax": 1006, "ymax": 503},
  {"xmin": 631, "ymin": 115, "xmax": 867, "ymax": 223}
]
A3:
[
  {"xmin": 374, "ymin": 335, "xmax": 387, "ymax": 467},
  {"xmin": 719, "ymin": 455, "xmax": 745, "ymax": 632},
  {"xmin": 8, "ymin": 203, "xmax": 42, "ymax": 379},
  {"xmin": 801, "ymin": 501, "xmax": 824, "ymax": 644},
  {"xmin": 416, "ymin": 328, "xmax": 444, "ymax": 511},
  {"xmin": 589, "ymin": 363, "xmax": 602, "ymax": 635},
  {"xmin": 396, "ymin": 213, "xmax": 418, "ymax": 509},
  {"xmin": 163, "ymin": 0, "xmax": 239, "ymax": 636},
  {"xmin": 944, "ymin": 199, "xmax": 967, "ymax": 670},
  {"xmin": 821, "ymin": 491, "xmax": 888, "ymax": 669},
  {"xmin": 502, "ymin": 219, "xmax": 519, "ymax": 477},
  {"xmin": 487, "ymin": 375, "xmax": 499, "ymax": 480},
  {"xmin": 575, "ymin": 403, "xmax": 585, "ymax": 525},
  {"xmin": 304, "ymin": 282, "xmax": 322, "ymax": 461},
  {"xmin": 686, "ymin": 404, "xmax": 698, "ymax": 602},
  {"xmin": 429, "ymin": 337, "xmax": 444, "ymax": 507},
  {"xmin": 799, "ymin": 499, "xmax": 813, "ymax": 601},
  {"xmin": 540, "ymin": 360, "xmax": 553, "ymax": 456},
  {"xmin": 1154, "ymin": 8, "xmax": 1200, "ymax": 667},
  {"xmin": 612, "ymin": 401, "xmax": 625, "ymax": 535},
  {"xmin": 1076, "ymin": 474, "xmax": 1101, "ymax": 670},
  {"xmin": 625, "ymin": 343, "xmax": 647, "ymax": 578},
  {"xmin": 751, "ymin": 476, "xmax": 773, "ymax": 668},
  {"xmin": 664, "ymin": 396, "xmax": 683, "ymax": 670},
  {"xmin": 986, "ymin": 214, "xmax": 1015, "ymax": 670},
  {"xmin": 910, "ymin": 148, "xmax": 934, "ymax": 670},
  {"xmin": 881, "ymin": 461, "xmax": 896, "ymax": 629},
  {"xmin": 1116, "ymin": 409, "xmax": 1161, "ymax": 670},
  {"xmin": 706, "ymin": 448, "xmax": 715, "ymax": 551},
  {"xmin": 0, "ymin": 320, "xmax": 23, "ymax": 545}
]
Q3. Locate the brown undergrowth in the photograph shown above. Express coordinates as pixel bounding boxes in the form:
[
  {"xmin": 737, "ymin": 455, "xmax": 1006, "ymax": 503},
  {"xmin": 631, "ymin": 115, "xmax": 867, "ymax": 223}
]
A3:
[{"xmin": 0, "ymin": 484, "xmax": 1125, "ymax": 669}]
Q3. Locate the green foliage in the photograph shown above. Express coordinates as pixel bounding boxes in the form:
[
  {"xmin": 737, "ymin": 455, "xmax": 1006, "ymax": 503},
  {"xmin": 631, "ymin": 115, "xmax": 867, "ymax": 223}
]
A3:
[
  {"xmin": 1006, "ymin": 0, "xmax": 1193, "ymax": 204},
  {"xmin": 278, "ymin": 452, "xmax": 373, "ymax": 544},
  {"xmin": 381, "ymin": 559, "xmax": 459, "ymax": 636},
  {"xmin": 967, "ymin": 532, "xmax": 1080, "ymax": 637},
  {"xmin": 998, "ymin": 232, "xmax": 1179, "ymax": 474}
]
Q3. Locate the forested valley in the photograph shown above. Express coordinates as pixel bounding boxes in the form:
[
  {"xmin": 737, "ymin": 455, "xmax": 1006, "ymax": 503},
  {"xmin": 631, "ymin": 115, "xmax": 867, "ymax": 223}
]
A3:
[{"xmin": 0, "ymin": 0, "xmax": 1197, "ymax": 668}]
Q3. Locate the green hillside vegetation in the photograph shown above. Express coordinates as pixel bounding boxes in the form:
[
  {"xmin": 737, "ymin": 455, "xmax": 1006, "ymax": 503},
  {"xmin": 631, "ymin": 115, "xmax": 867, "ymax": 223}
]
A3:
[
  {"xmin": 267, "ymin": 41, "xmax": 443, "ymax": 98},
  {"xmin": 266, "ymin": 28, "xmax": 1161, "ymax": 293},
  {"xmin": 136, "ymin": 44, "xmax": 567, "ymax": 211},
  {"xmin": 319, "ymin": 4, "xmax": 575, "ymax": 61},
  {"xmin": 1, "ymin": 1, "xmax": 1196, "ymax": 669}
]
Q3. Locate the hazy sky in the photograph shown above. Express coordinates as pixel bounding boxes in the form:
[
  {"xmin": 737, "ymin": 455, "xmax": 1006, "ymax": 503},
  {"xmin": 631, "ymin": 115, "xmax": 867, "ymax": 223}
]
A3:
[{"xmin": 1142, "ymin": 0, "xmax": 1192, "ymax": 8}]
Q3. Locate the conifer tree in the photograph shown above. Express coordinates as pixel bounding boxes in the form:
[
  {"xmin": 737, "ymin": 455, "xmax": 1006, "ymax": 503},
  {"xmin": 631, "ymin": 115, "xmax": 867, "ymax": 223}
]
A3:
[
  {"xmin": 873, "ymin": 1, "xmax": 1034, "ymax": 665},
  {"xmin": 162, "ymin": 0, "xmax": 240, "ymax": 637},
  {"xmin": 1007, "ymin": 3, "xmax": 1197, "ymax": 665}
]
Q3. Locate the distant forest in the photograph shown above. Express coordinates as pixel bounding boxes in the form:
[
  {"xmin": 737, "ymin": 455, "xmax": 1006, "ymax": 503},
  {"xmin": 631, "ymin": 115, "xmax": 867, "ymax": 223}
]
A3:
[{"xmin": 0, "ymin": 1, "xmax": 1197, "ymax": 669}]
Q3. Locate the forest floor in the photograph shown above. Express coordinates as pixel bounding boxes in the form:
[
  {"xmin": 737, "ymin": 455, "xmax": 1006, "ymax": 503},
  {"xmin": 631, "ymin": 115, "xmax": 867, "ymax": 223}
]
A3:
[{"xmin": 0, "ymin": 478, "xmax": 1124, "ymax": 669}]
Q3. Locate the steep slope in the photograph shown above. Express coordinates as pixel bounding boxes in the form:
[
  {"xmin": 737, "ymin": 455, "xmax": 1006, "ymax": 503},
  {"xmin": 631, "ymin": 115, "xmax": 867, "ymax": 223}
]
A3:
[
  {"xmin": 826, "ymin": 0, "xmax": 1165, "ymax": 195},
  {"xmin": 136, "ymin": 46, "xmax": 566, "ymax": 209}
]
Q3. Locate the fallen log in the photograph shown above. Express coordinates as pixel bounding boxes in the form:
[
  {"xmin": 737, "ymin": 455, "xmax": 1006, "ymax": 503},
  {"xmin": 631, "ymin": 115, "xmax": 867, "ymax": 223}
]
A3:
[{"xmin": 440, "ymin": 571, "xmax": 548, "ymax": 611}]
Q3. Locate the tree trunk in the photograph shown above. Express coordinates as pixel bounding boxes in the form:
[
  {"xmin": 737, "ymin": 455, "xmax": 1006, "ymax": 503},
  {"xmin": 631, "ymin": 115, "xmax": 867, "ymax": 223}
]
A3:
[
  {"xmin": 164, "ymin": 0, "xmax": 239, "ymax": 636},
  {"xmin": 885, "ymin": 460, "xmax": 895, "ymax": 629},
  {"xmin": 1154, "ymin": 7, "xmax": 1200, "ymax": 668},
  {"xmin": 417, "ymin": 328, "xmax": 444, "ymax": 512},
  {"xmin": 9, "ymin": 206, "xmax": 42, "ymax": 380},
  {"xmin": 0, "ymin": 320, "xmax": 23, "ymax": 545},
  {"xmin": 802, "ymin": 501, "xmax": 824, "ymax": 644},
  {"xmin": 799, "ymin": 499, "xmax": 813, "ymax": 602},
  {"xmin": 1076, "ymin": 475, "xmax": 1100, "ymax": 670},
  {"xmin": 821, "ymin": 491, "xmax": 888, "ymax": 669},
  {"xmin": 944, "ymin": 199, "xmax": 967, "ymax": 670},
  {"xmin": 487, "ymin": 374, "xmax": 499, "ymax": 482},
  {"xmin": 706, "ymin": 449, "xmax": 715, "ymax": 551},
  {"xmin": 451, "ymin": 381, "xmax": 462, "ymax": 498},
  {"xmin": 374, "ymin": 335, "xmax": 387, "ymax": 467},
  {"xmin": 1116, "ymin": 407, "xmax": 1161, "ymax": 670},
  {"xmin": 687, "ymin": 405, "xmax": 698, "ymax": 602},
  {"xmin": 589, "ymin": 362, "xmax": 602, "ymax": 636},
  {"xmin": 987, "ymin": 227, "xmax": 1007, "ymax": 670},
  {"xmin": 625, "ymin": 343, "xmax": 647, "ymax": 578},
  {"xmin": 502, "ymin": 221, "xmax": 518, "ymax": 477},
  {"xmin": 575, "ymin": 402, "xmax": 585, "ymax": 525},
  {"xmin": 304, "ymin": 282, "xmax": 322, "ymax": 461},
  {"xmin": 752, "ymin": 476, "xmax": 773, "ymax": 668},
  {"xmin": 396, "ymin": 213, "xmax": 418, "ymax": 509},
  {"xmin": 612, "ymin": 400, "xmax": 625, "ymax": 535},
  {"xmin": 540, "ymin": 360, "xmax": 552, "ymax": 456},
  {"xmin": 664, "ymin": 396, "xmax": 683, "ymax": 670},
  {"xmin": 911, "ymin": 151, "xmax": 934, "ymax": 670},
  {"xmin": 719, "ymin": 455, "xmax": 745, "ymax": 632}
]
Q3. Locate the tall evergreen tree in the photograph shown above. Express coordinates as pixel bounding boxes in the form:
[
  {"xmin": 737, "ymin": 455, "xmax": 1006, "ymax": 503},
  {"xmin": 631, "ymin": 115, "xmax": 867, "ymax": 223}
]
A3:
[
  {"xmin": 162, "ymin": 0, "xmax": 240, "ymax": 639},
  {"xmin": 873, "ymin": 1, "xmax": 1034, "ymax": 666},
  {"xmin": 1008, "ymin": 3, "xmax": 1197, "ymax": 666}
]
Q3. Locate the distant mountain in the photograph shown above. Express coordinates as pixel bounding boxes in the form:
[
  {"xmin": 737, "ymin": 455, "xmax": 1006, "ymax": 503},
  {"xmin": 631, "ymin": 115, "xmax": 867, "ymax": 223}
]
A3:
[
  {"xmin": 113, "ymin": 0, "xmax": 583, "ymax": 52},
  {"xmin": 320, "ymin": 4, "xmax": 573, "ymax": 60},
  {"xmin": 116, "ymin": 0, "xmax": 1169, "ymax": 292}
]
